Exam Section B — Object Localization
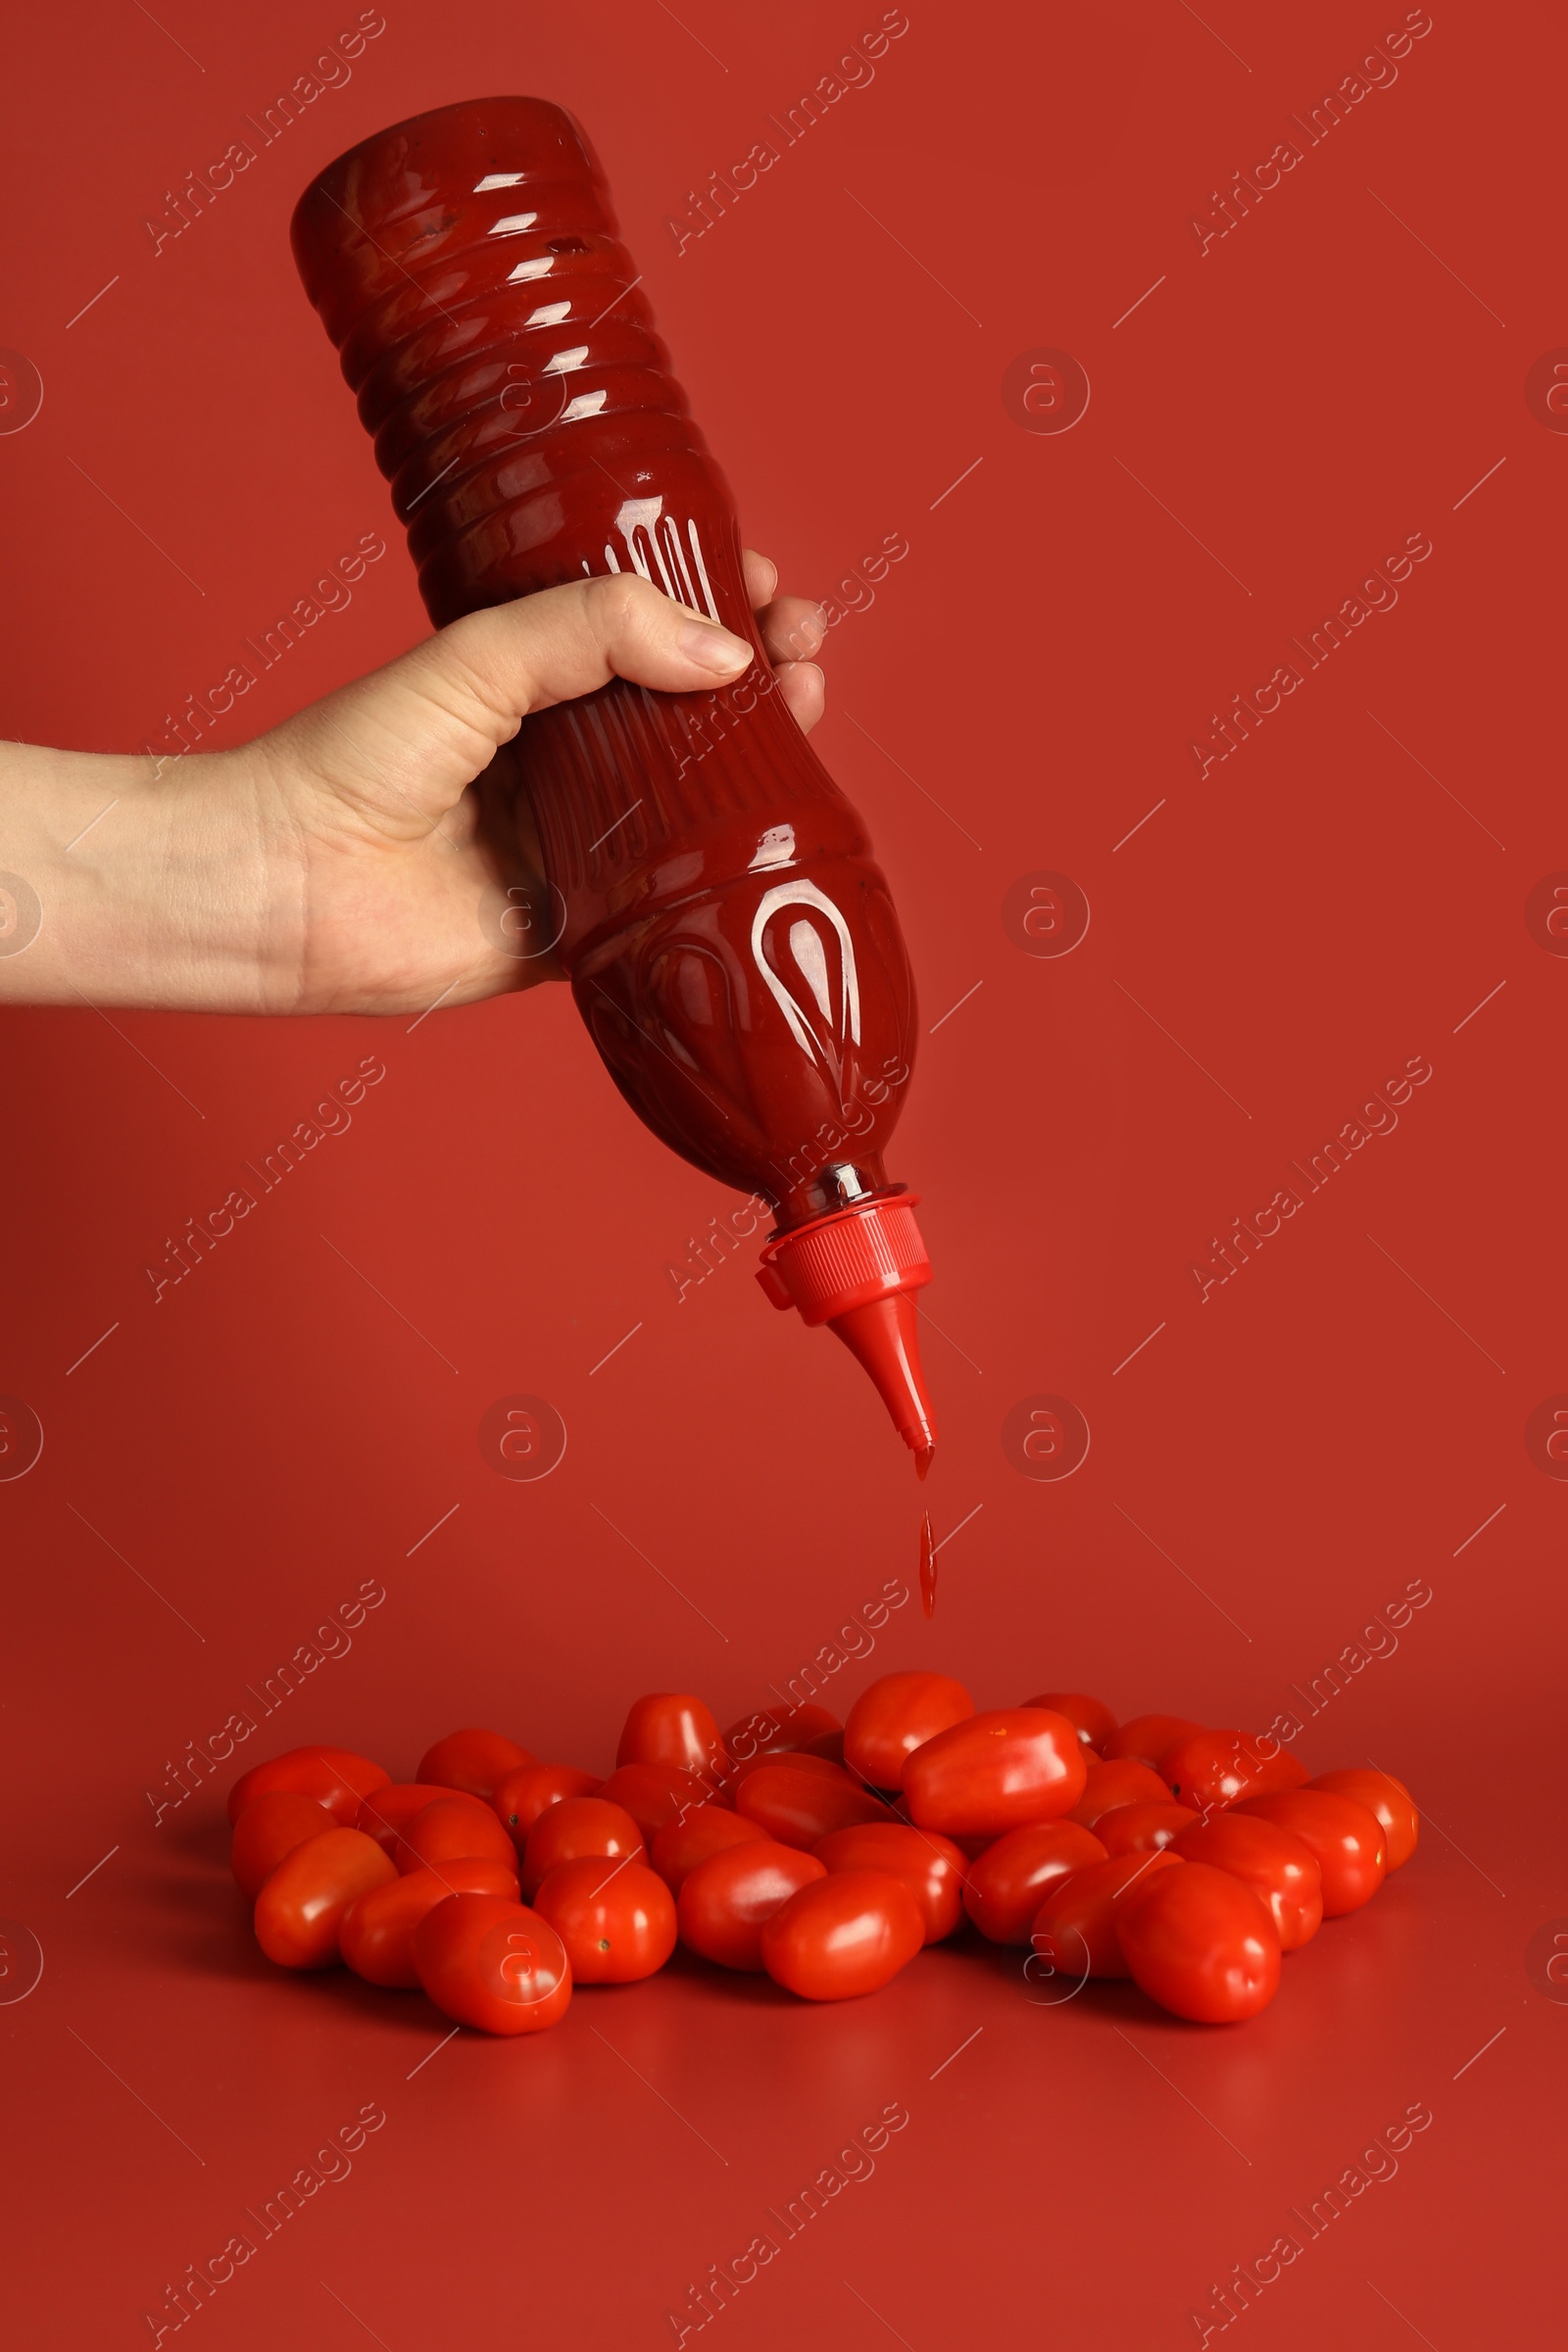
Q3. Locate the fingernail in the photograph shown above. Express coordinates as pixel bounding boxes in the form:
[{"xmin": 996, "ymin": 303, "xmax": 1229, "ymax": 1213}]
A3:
[{"xmin": 680, "ymin": 618, "xmax": 751, "ymax": 673}]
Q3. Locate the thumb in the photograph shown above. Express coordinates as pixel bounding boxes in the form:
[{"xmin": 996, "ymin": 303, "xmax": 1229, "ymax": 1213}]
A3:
[{"xmin": 264, "ymin": 574, "xmax": 754, "ymax": 842}]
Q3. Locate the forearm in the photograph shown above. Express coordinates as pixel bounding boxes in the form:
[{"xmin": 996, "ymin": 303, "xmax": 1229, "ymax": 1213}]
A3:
[{"xmin": 0, "ymin": 743, "xmax": 291, "ymax": 1010}]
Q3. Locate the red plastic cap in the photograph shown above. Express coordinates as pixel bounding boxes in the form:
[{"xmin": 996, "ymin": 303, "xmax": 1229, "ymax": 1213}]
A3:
[{"xmin": 757, "ymin": 1198, "xmax": 937, "ymax": 1460}]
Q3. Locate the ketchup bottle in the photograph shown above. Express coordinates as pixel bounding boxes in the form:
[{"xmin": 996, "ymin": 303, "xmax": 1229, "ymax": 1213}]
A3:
[{"xmin": 291, "ymin": 98, "xmax": 936, "ymax": 1463}]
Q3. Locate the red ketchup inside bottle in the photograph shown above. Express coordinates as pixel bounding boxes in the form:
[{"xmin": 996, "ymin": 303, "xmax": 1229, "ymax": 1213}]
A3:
[{"xmin": 291, "ymin": 97, "xmax": 937, "ymax": 1466}]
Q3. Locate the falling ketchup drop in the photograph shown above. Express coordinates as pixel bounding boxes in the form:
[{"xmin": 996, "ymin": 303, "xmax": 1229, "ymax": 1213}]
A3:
[{"xmin": 918, "ymin": 1510, "xmax": 937, "ymax": 1618}]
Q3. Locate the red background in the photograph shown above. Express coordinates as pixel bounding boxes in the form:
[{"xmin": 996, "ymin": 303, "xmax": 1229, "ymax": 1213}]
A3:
[{"xmin": 1, "ymin": 2, "xmax": 1562, "ymax": 2345}]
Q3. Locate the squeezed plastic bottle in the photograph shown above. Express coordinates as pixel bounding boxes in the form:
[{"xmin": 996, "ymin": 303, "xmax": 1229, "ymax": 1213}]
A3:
[{"xmin": 292, "ymin": 97, "xmax": 936, "ymax": 1461}]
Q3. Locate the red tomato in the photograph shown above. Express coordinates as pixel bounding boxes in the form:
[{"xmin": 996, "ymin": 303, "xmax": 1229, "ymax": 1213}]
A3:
[
  {"xmin": 721, "ymin": 1704, "xmax": 842, "ymax": 1767},
  {"xmin": 842, "ymin": 1672, "xmax": 975, "ymax": 1789},
  {"xmin": 677, "ymin": 1843, "xmax": 826, "ymax": 1971},
  {"xmin": 1308, "ymin": 1770, "xmax": 1419, "ymax": 1869},
  {"xmin": 490, "ymin": 1762, "xmax": 603, "ymax": 1848},
  {"xmin": 962, "ymin": 1823, "xmax": 1108, "ymax": 1943},
  {"xmin": 760, "ymin": 1870, "xmax": 924, "ymax": 1999},
  {"xmin": 812, "ymin": 1823, "xmax": 967, "ymax": 1942},
  {"xmin": 414, "ymin": 1893, "xmax": 572, "ymax": 2034},
  {"xmin": 396, "ymin": 1795, "xmax": 516, "ymax": 1875},
  {"xmin": 1096, "ymin": 1802, "xmax": 1200, "ymax": 1858},
  {"xmin": 341, "ymin": 1858, "xmax": 518, "ymax": 1988},
  {"xmin": 254, "ymin": 1828, "xmax": 396, "ymax": 1969},
  {"xmin": 532, "ymin": 1856, "xmax": 677, "ymax": 1983},
  {"xmin": 598, "ymin": 1762, "xmax": 716, "ymax": 1841},
  {"xmin": 1118, "ymin": 1860, "xmax": 1281, "ymax": 2023},
  {"xmin": 1030, "ymin": 1850, "xmax": 1183, "ymax": 1979},
  {"xmin": 724, "ymin": 1749, "xmax": 851, "ymax": 1796},
  {"xmin": 615, "ymin": 1692, "xmax": 728, "ymax": 1784},
  {"xmin": 521, "ymin": 1796, "xmax": 644, "ymax": 1899},
  {"xmin": 1173, "ymin": 1813, "xmax": 1322, "ymax": 1950},
  {"xmin": 1102, "ymin": 1714, "xmax": 1204, "ymax": 1767},
  {"xmin": 650, "ymin": 1806, "xmax": 767, "ymax": 1893},
  {"xmin": 231, "ymin": 1791, "xmax": 337, "ymax": 1900},
  {"xmin": 1159, "ymin": 1729, "xmax": 1306, "ymax": 1814},
  {"xmin": 1069, "ymin": 1758, "xmax": 1173, "ymax": 1830},
  {"xmin": 904, "ymin": 1709, "xmax": 1087, "ymax": 1838},
  {"xmin": 226, "ymin": 1745, "xmax": 389, "ymax": 1827},
  {"xmin": 416, "ymin": 1729, "xmax": 534, "ymax": 1801},
  {"xmin": 1022, "ymin": 1691, "xmax": 1117, "ymax": 1753},
  {"xmin": 734, "ymin": 1762, "xmax": 896, "ymax": 1849},
  {"xmin": 354, "ymin": 1785, "xmax": 456, "ymax": 1855},
  {"xmin": 1233, "ymin": 1791, "xmax": 1386, "ymax": 1915}
]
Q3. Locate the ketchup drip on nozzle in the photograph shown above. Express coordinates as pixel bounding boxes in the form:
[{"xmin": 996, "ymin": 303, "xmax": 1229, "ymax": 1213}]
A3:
[{"xmin": 289, "ymin": 97, "xmax": 938, "ymax": 1463}]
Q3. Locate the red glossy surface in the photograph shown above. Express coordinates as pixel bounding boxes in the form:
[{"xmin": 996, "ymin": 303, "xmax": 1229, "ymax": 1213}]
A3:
[
  {"xmin": 394, "ymin": 1794, "xmax": 516, "ymax": 1874},
  {"xmin": 532, "ymin": 1855, "xmax": 677, "ymax": 1983},
  {"xmin": 253, "ymin": 1829, "xmax": 398, "ymax": 1970},
  {"xmin": 650, "ymin": 1805, "xmax": 767, "ymax": 1893},
  {"xmin": 290, "ymin": 95, "xmax": 936, "ymax": 1458},
  {"xmin": 961, "ymin": 1821, "xmax": 1109, "ymax": 1944},
  {"xmin": 413, "ymin": 1894, "xmax": 572, "ymax": 2034},
  {"xmin": 1118, "ymin": 1862, "xmax": 1282, "ymax": 2025},
  {"xmin": 225, "ymin": 1745, "xmax": 389, "ymax": 1827},
  {"xmin": 415, "ymin": 1728, "xmax": 533, "ymax": 1800},
  {"xmin": 597, "ymin": 1761, "xmax": 716, "ymax": 1840},
  {"xmin": 811, "ymin": 1823, "xmax": 966, "ymax": 1943},
  {"xmin": 676, "ymin": 1841, "xmax": 827, "ymax": 1972},
  {"xmin": 904, "ymin": 1709, "xmax": 1088, "ymax": 1836},
  {"xmin": 1024, "ymin": 1691, "xmax": 1118, "ymax": 1754},
  {"xmin": 1310, "ymin": 1769, "xmax": 1421, "ymax": 1869},
  {"xmin": 1173, "ymin": 1814, "xmax": 1325, "ymax": 1952},
  {"xmin": 1069, "ymin": 1756, "xmax": 1174, "ymax": 1829},
  {"xmin": 1235, "ymin": 1792, "xmax": 1389, "ymax": 1918},
  {"xmin": 760, "ymin": 1870, "xmax": 924, "ymax": 2000},
  {"xmin": 520, "ymin": 1796, "xmax": 646, "ymax": 1898},
  {"xmin": 340, "ymin": 1858, "xmax": 520, "ymax": 1989},
  {"xmin": 720, "ymin": 1705, "xmax": 843, "ymax": 1768},
  {"xmin": 1095, "ymin": 1802, "xmax": 1200, "ymax": 1859},
  {"xmin": 355, "ymin": 1784, "xmax": 466, "ymax": 1855},
  {"xmin": 489, "ymin": 1762, "xmax": 604, "ymax": 1846},
  {"xmin": 842, "ymin": 1670, "xmax": 974, "ymax": 1788},
  {"xmin": 1031, "ymin": 1851, "xmax": 1186, "ymax": 1981},
  {"xmin": 4, "ymin": 7, "xmax": 1563, "ymax": 2346},
  {"xmin": 615, "ymin": 1691, "xmax": 727, "ymax": 1781},
  {"xmin": 734, "ymin": 1762, "xmax": 895, "ymax": 1848},
  {"xmin": 1158, "ymin": 1727, "xmax": 1306, "ymax": 1812},
  {"xmin": 1102, "ymin": 1715, "xmax": 1206, "ymax": 1768},
  {"xmin": 229, "ymin": 1791, "xmax": 338, "ymax": 1901}
]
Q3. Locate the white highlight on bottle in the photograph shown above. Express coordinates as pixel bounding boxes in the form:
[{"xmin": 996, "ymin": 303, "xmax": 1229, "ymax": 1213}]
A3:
[
  {"xmin": 507, "ymin": 257, "xmax": 555, "ymax": 283},
  {"xmin": 561, "ymin": 389, "xmax": 608, "ymax": 422},
  {"xmin": 599, "ymin": 497, "xmax": 721, "ymax": 623},
  {"xmin": 751, "ymin": 882, "xmax": 862, "ymax": 1054},
  {"xmin": 749, "ymin": 825, "xmax": 797, "ymax": 872},
  {"xmin": 488, "ymin": 212, "xmax": 540, "ymax": 236},
  {"xmin": 542, "ymin": 344, "xmax": 589, "ymax": 375},
  {"xmin": 526, "ymin": 301, "xmax": 573, "ymax": 326},
  {"xmin": 474, "ymin": 172, "xmax": 526, "ymax": 191}
]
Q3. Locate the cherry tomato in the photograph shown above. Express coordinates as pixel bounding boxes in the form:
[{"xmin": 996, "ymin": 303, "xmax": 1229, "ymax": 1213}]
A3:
[
  {"xmin": 226, "ymin": 1745, "xmax": 389, "ymax": 1827},
  {"xmin": 354, "ymin": 1785, "xmax": 456, "ymax": 1855},
  {"xmin": 1030, "ymin": 1849, "xmax": 1183, "ymax": 1979},
  {"xmin": 416, "ymin": 1729, "xmax": 534, "ymax": 1801},
  {"xmin": 532, "ymin": 1856, "xmax": 677, "ymax": 1983},
  {"xmin": 842, "ymin": 1672, "xmax": 974, "ymax": 1789},
  {"xmin": 599, "ymin": 1762, "xmax": 716, "ymax": 1841},
  {"xmin": 1173, "ymin": 1813, "xmax": 1322, "ymax": 1950},
  {"xmin": 1102, "ymin": 1714, "xmax": 1204, "ymax": 1767},
  {"xmin": 341, "ymin": 1858, "xmax": 519, "ymax": 1987},
  {"xmin": 1118, "ymin": 1859, "xmax": 1281, "ymax": 2023},
  {"xmin": 231, "ymin": 1791, "xmax": 337, "ymax": 1900},
  {"xmin": 396, "ymin": 1795, "xmax": 516, "ymax": 1875},
  {"xmin": 812, "ymin": 1823, "xmax": 967, "ymax": 1942},
  {"xmin": 1159, "ymin": 1729, "xmax": 1306, "ymax": 1813},
  {"xmin": 254, "ymin": 1828, "xmax": 396, "ymax": 1969},
  {"xmin": 760, "ymin": 1870, "xmax": 924, "ymax": 2000},
  {"xmin": 677, "ymin": 1842, "xmax": 826, "ymax": 1971},
  {"xmin": 724, "ymin": 1750, "xmax": 851, "ymax": 1796},
  {"xmin": 1022, "ymin": 1691, "xmax": 1116, "ymax": 1753},
  {"xmin": 1308, "ymin": 1769, "xmax": 1418, "ymax": 1869},
  {"xmin": 1233, "ymin": 1790, "xmax": 1386, "ymax": 1915},
  {"xmin": 1096, "ymin": 1802, "xmax": 1200, "ymax": 1859},
  {"xmin": 1069, "ymin": 1758, "xmax": 1174, "ymax": 1830},
  {"xmin": 650, "ymin": 1806, "xmax": 767, "ymax": 1893},
  {"xmin": 962, "ymin": 1822, "xmax": 1107, "ymax": 1943},
  {"xmin": 734, "ymin": 1762, "xmax": 896, "ymax": 1849},
  {"xmin": 904, "ymin": 1709, "xmax": 1087, "ymax": 1838},
  {"xmin": 414, "ymin": 1893, "xmax": 572, "ymax": 2034},
  {"xmin": 721, "ymin": 1704, "xmax": 842, "ymax": 1767},
  {"xmin": 615, "ymin": 1692, "xmax": 728, "ymax": 1784},
  {"xmin": 490, "ymin": 1762, "xmax": 603, "ymax": 1848},
  {"xmin": 521, "ymin": 1796, "xmax": 644, "ymax": 1899}
]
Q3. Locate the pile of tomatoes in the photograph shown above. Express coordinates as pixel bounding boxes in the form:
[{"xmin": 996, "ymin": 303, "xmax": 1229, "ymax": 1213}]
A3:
[{"xmin": 227, "ymin": 1679, "xmax": 1417, "ymax": 2032}]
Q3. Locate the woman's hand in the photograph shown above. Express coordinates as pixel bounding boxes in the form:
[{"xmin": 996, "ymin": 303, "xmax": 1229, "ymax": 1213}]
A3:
[{"xmin": 0, "ymin": 552, "xmax": 826, "ymax": 1017}]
